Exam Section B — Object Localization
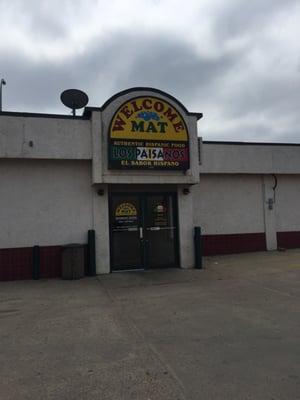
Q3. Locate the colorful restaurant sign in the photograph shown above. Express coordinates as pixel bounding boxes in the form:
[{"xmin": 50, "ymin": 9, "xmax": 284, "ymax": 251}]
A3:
[
  {"xmin": 114, "ymin": 202, "xmax": 138, "ymax": 229},
  {"xmin": 108, "ymin": 96, "xmax": 189, "ymax": 170}
]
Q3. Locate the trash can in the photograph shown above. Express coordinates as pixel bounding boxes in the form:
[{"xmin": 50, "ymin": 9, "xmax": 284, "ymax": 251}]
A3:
[{"xmin": 62, "ymin": 244, "xmax": 85, "ymax": 279}]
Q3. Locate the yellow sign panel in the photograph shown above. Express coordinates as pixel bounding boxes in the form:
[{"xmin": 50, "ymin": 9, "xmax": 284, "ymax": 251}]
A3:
[
  {"xmin": 115, "ymin": 202, "xmax": 137, "ymax": 217},
  {"xmin": 110, "ymin": 96, "xmax": 188, "ymax": 141}
]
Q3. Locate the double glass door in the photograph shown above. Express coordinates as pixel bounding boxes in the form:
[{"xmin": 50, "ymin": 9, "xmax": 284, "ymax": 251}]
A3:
[{"xmin": 110, "ymin": 193, "xmax": 179, "ymax": 271}]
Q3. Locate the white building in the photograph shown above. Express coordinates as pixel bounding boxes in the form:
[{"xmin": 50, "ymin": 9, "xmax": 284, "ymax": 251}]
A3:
[{"xmin": 0, "ymin": 87, "xmax": 299, "ymax": 280}]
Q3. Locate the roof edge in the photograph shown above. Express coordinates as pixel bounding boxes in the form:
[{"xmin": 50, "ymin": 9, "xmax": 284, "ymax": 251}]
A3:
[
  {"xmin": 0, "ymin": 110, "xmax": 89, "ymax": 120},
  {"xmin": 202, "ymin": 140, "xmax": 300, "ymax": 146}
]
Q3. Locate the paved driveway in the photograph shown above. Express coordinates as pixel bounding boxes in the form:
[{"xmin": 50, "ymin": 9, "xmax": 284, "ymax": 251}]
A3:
[{"xmin": 0, "ymin": 250, "xmax": 299, "ymax": 399}]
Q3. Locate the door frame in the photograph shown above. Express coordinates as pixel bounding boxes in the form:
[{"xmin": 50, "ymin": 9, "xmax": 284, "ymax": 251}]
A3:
[{"xmin": 108, "ymin": 191, "xmax": 180, "ymax": 272}]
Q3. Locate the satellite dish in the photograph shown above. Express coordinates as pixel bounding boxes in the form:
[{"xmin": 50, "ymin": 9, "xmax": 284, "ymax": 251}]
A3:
[{"xmin": 60, "ymin": 89, "xmax": 89, "ymax": 116}]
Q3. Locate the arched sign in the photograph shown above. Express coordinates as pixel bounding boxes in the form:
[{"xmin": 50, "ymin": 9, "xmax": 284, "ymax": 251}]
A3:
[
  {"xmin": 115, "ymin": 202, "xmax": 137, "ymax": 217},
  {"xmin": 108, "ymin": 96, "xmax": 189, "ymax": 170},
  {"xmin": 114, "ymin": 202, "xmax": 138, "ymax": 229}
]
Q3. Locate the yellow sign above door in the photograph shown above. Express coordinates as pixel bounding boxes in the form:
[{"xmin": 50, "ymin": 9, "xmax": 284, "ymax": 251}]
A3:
[
  {"xmin": 108, "ymin": 96, "xmax": 190, "ymax": 170},
  {"xmin": 115, "ymin": 202, "xmax": 137, "ymax": 217},
  {"xmin": 110, "ymin": 96, "xmax": 188, "ymax": 141}
]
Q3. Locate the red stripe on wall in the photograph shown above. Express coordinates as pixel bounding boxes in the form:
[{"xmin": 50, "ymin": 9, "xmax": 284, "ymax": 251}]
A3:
[
  {"xmin": 277, "ymin": 231, "xmax": 300, "ymax": 249},
  {"xmin": 40, "ymin": 246, "xmax": 63, "ymax": 279},
  {"xmin": 0, "ymin": 247, "xmax": 33, "ymax": 281},
  {"xmin": 202, "ymin": 233, "xmax": 266, "ymax": 256},
  {"xmin": 0, "ymin": 245, "xmax": 88, "ymax": 281}
]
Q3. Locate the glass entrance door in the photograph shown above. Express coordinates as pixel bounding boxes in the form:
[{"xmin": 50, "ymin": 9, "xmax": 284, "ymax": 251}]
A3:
[
  {"xmin": 110, "ymin": 195, "xmax": 143, "ymax": 270},
  {"xmin": 110, "ymin": 193, "xmax": 178, "ymax": 271},
  {"xmin": 144, "ymin": 194, "xmax": 178, "ymax": 269}
]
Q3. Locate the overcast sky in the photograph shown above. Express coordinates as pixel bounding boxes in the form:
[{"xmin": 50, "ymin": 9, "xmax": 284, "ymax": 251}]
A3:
[{"xmin": 1, "ymin": 0, "xmax": 300, "ymax": 142}]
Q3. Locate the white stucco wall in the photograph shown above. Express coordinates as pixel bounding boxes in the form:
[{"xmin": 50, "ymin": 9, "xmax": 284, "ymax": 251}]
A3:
[
  {"xmin": 192, "ymin": 174, "xmax": 265, "ymax": 235},
  {"xmin": 177, "ymin": 185, "xmax": 195, "ymax": 268},
  {"xmin": 0, "ymin": 159, "xmax": 94, "ymax": 248},
  {"xmin": 200, "ymin": 142, "xmax": 300, "ymax": 174},
  {"xmin": 275, "ymin": 175, "xmax": 300, "ymax": 232},
  {"xmin": 0, "ymin": 115, "xmax": 91, "ymax": 159},
  {"xmin": 1, "ymin": 101, "xmax": 300, "ymax": 272}
]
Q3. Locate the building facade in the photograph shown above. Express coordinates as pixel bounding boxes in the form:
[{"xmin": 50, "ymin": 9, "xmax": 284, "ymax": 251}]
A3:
[{"xmin": 1, "ymin": 87, "xmax": 300, "ymax": 280}]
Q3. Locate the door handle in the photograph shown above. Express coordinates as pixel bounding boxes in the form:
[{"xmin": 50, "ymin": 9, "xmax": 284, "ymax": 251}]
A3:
[{"xmin": 139, "ymin": 227, "xmax": 143, "ymax": 239}]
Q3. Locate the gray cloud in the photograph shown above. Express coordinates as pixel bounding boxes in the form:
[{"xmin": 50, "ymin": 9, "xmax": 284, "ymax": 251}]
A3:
[
  {"xmin": 223, "ymin": 74, "xmax": 300, "ymax": 118},
  {"xmin": 213, "ymin": 0, "xmax": 299, "ymax": 40},
  {"xmin": 1, "ymin": 0, "xmax": 74, "ymax": 39},
  {"xmin": 1, "ymin": 32, "xmax": 242, "ymax": 113},
  {"xmin": 0, "ymin": 0, "xmax": 300, "ymax": 142}
]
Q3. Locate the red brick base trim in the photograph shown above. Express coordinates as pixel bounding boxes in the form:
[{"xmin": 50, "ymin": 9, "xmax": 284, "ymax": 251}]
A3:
[
  {"xmin": 0, "ymin": 247, "xmax": 33, "ymax": 281},
  {"xmin": 202, "ymin": 233, "xmax": 266, "ymax": 256},
  {"xmin": 40, "ymin": 246, "xmax": 63, "ymax": 279},
  {"xmin": 0, "ymin": 245, "xmax": 88, "ymax": 281},
  {"xmin": 277, "ymin": 231, "xmax": 300, "ymax": 249},
  {"xmin": 0, "ymin": 246, "xmax": 63, "ymax": 281}
]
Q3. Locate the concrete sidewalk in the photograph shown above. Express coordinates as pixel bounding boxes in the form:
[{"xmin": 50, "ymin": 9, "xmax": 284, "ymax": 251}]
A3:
[{"xmin": 0, "ymin": 250, "xmax": 299, "ymax": 399}]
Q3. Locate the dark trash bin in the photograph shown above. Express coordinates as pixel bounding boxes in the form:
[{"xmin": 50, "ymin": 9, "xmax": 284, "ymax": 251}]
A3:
[{"xmin": 62, "ymin": 244, "xmax": 85, "ymax": 280}]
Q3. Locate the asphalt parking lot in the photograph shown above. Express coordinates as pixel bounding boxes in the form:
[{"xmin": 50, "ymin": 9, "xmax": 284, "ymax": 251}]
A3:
[{"xmin": 0, "ymin": 250, "xmax": 299, "ymax": 400}]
